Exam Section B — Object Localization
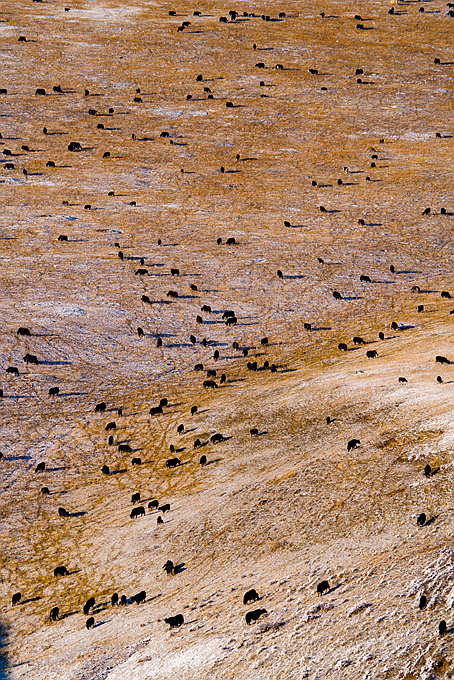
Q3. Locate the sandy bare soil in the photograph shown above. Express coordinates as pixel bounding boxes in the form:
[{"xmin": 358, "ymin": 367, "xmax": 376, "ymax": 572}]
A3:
[{"xmin": 0, "ymin": 0, "xmax": 454, "ymax": 678}]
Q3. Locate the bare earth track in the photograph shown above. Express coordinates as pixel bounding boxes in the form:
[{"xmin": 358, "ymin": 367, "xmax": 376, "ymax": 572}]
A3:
[{"xmin": 0, "ymin": 0, "xmax": 454, "ymax": 678}]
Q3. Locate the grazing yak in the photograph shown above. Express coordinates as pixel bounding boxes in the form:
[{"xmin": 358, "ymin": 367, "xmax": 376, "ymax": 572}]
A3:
[
  {"xmin": 12, "ymin": 592, "xmax": 21, "ymax": 606},
  {"xmin": 48, "ymin": 386, "xmax": 59, "ymax": 397},
  {"xmin": 352, "ymin": 336, "xmax": 365, "ymax": 345},
  {"xmin": 111, "ymin": 593, "xmax": 119, "ymax": 606},
  {"xmin": 419, "ymin": 595, "xmax": 427, "ymax": 610},
  {"xmin": 131, "ymin": 457, "xmax": 142, "ymax": 465},
  {"xmin": 159, "ymin": 503, "xmax": 170, "ymax": 513},
  {"xmin": 6, "ymin": 367, "xmax": 19, "ymax": 375},
  {"xmin": 130, "ymin": 506, "xmax": 145, "ymax": 519},
  {"xmin": 101, "ymin": 465, "xmax": 110, "ymax": 475},
  {"xmin": 131, "ymin": 493, "xmax": 140, "ymax": 504},
  {"xmin": 164, "ymin": 613, "xmax": 184, "ymax": 629},
  {"xmin": 317, "ymin": 580, "xmax": 330, "ymax": 596},
  {"xmin": 157, "ymin": 516, "xmax": 164, "ymax": 524},
  {"xmin": 17, "ymin": 327, "xmax": 31, "ymax": 336},
  {"xmin": 83, "ymin": 597, "xmax": 95, "ymax": 615},
  {"xmin": 191, "ymin": 405, "xmax": 198, "ymax": 416},
  {"xmin": 150, "ymin": 405, "xmax": 163, "ymax": 415},
  {"xmin": 163, "ymin": 560, "xmax": 175, "ymax": 575},
  {"xmin": 148, "ymin": 500, "xmax": 159, "ymax": 510},
  {"xmin": 35, "ymin": 462, "xmax": 46, "ymax": 472},
  {"xmin": 119, "ymin": 444, "xmax": 132, "ymax": 453},
  {"xmin": 166, "ymin": 458, "xmax": 181, "ymax": 468},
  {"xmin": 24, "ymin": 354, "xmax": 38, "ymax": 365},
  {"xmin": 417, "ymin": 513, "xmax": 426, "ymax": 527},
  {"xmin": 338, "ymin": 343, "xmax": 348, "ymax": 352},
  {"xmin": 199, "ymin": 455, "xmax": 207, "ymax": 466},
  {"xmin": 250, "ymin": 428, "xmax": 259, "ymax": 436},
  {"xmin": 95, "ymin": 402, "xmax": 106, "ymax": 413},
  {"xmin": 105, "ymin": 422, "xmax": 116, "ymax": 431},
  {"xmin": 210, "ymin": 433, "xmax": 224, "ymax": 444},
  {"xmin": 439, "ymin": 620, "xmax": 447, "ymax": 636},
  {"xmin": 243, "ymin": 589, "xmax": 260, "ymax": 605},
  {"xmin": 203, "ymin": 380, "xmax": 218, "ymax": 388},
  {"xmin": 86, "ymin": 617, "xmax": 95, "ymax": 630},
  {"xmin": 347, "ymin": 439, "xmax": 360, "ymax": 451},
  {"xmin": 54, "ymin": 566, "xmax": 69, "ymax": 577},
  {"xmin": 436, "ymin": 355, "xmax": 450, "ymax": 364},
  {"xmin": 58, "ymin": 507, "xmax": 69, "ymax": 517},
  {"xmin": 50, "ymin": 606, "xmax": 59, "ymax": 621},
  {"xmin": 246, "ymin": 609, "xmax": 267, "ymax": 624},
  {"xmin": 133, "ymin": 590, "xmax": 146, "ymax": 604},
  {"xmin": 366, "ymin": 349, "xmax": 377, "ymax": 358}
]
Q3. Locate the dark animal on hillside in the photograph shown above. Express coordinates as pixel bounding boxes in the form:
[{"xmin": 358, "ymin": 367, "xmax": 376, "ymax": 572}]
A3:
[
  {"xmin": 261, "ymin": 337, "xmax": 269, "ymax": 345},
  {"xmin": 167, "ymin": 290, "xmax": 178, "ymax": 298},
  {"xmin": 119, "ymin": 595, "xmax": 127, "ymax": 606},
  {"xmin": 317, "ymin": 580, "xmax": 330, "ymax": 596},
  {"xmin": 417, "ymin": 513, "xmax": 426, "ymax": 527},
  {"xmin": 360, "ymin": 275, "xmax": 371, "ymax": 283},
  {"xmin": 17, "ymin": 327, "xmax": 31, "ymax": 336},
  {"xmin": 277, "ymin": 270, "xmax": 283, "ymax": 279},
  {"xmin": 169, "ymin": 444, "xmax": 175, "ymax": 453},
  {"xmin": 347, "ymin": 439, "xmax": 360, "ymax": 451},
  {"xmin": 41, "ymin": 487, "xmax": 50, "ymax": 494},
  {"xmin": 49, "ymin": 387, "xmax": 59, "ymax": 397},
  {"xmin": 436, "ymin": 355, "xmax": 450, "ymax": 364},
  {"xmin": 6, "ymin": 367, "xmax": 19, "ymax": 375},
  {"xmin": 211, "ymin": 433, "xmax": 224, "ymax": 444},
  {"xmin": 304, "ymin": 323, "xmax": 312, "ymax": 331},
  {"xmin": 177, "ymin": 424, "xmax": 184, "ymax": 434},
  {"xmin": 101, "ymin": 465, "xmax": 110, "ymax": 475},
  {"xmin": 130, "ymin": 506, "xmax": 145, "ymax": 519},
  {"xmin": 418, "ymin": 305, "xmax": 424, "ymax": 312},
  {"xmin": 437, "ymin": 376, "xmax": 443, "ymax": 383},
  {"xmin": 135, "ymin": 268, "xmax": 148, "ymax": 276},
  {"xmin": 160, "ymin": 397, "xmax": 169, "ymax": 407},
  {"xmin": 226, "ymin": 237, "xmax": 236, "ymax": 245},
  {"xmin": 411, "ymin": 285, "xmax": 421, "ymax": 293},
  {"xmin": 190, "ymin": 335, "xmax": 197, "ymax": 344},
  {"xmin": 398, "ymin": 377, "xmax": 407, "ymax": 383},
  {"xmin": 194, "ymin": 363, "xmax": 204, "ymax": 371},
  {"xmin": 391, "ymin": 321, "xmax": 398, "ymax": 330},
  {"xmin": 95, "ymin": 402, "xmax": 106, "ymax": 413},
  {"xmin": 54, "ymin": 566, "xmax": 69, "ymax": 577},
  {"xmin": 111, "ymin": 593, "xmax": 119, "ymax": 606},
  {"xmin": 141, "ymin": 295, "xmax": 150, "ymax": 303},
  {"xmin": 191, "ymin": 405, "xmax": 198, "ymax": 416},
  {"xmin": 225, "ymin": 316, "xmax": 237, "ymax": 325},
  {"xmin": 196, "ymin": 315, "xmax": 203, "ymax": 324},
  {"xmin": 171, "ymin": 268, "xmax": 180, "ymax": 276},
  {"xmin": 35, "ymin": 462, "xmax": 46, "ymax": 472},
  {"xmin": 201, "ymin": 305, "xmax": 212, "ymax": 313},
  {"xmin": 157, "ymin": 516, "xmax": 164, "ymax": 524},
  {"xmin": 207, "ymin": 369, "xmax": 216, "ymax": 378},
  {"xmin": 190, "ymin": 284, "xmax": 198, "ymax": 291},
  {"xmin": 12, "ymin": 592, "xmax": 21, "ymax": 606},
  {"xmin": 250, "ymin": 428, "xmax": 259, "ymax": 436},
  {"xmin": 422, "ymin": 208, "xmax": 431, "ymax": 215},
  {"xmin": 441, "ymin": 291, "xmax": 451, "ymax": 299},
  {"xmin": 163, "ymin": 560, "xmax": 175, "ymax": 575},
  {"xmin": 270, "ymin": 364, "xmax": 277, "ymax": 373},
  {"xmin": 338, "ymin": 343, "xmax": 348, "ymax": 351},
  {"xmin": 213, "ymin": 350, "xmax": 220, "ymax": 361},
  {"xmin": 353, "ymin": 336, "xmax": 365, "ymax": 345},
  {"xmin": 131, "ymin": 457, "xmax": 142, "ymax": 465},
  {"xmin": 203, "ymin": 380, "xmax": 218, "ymax": 388},
  {"xmin": 58, "ymin": 507, "xmax": 69, "ymax": 517},
  {"xmin": 137, "ymin": 327, "xmax": 144, "ymax": 338},
  {"xmin": 105, "ymin": 422, "xmax": 116, "ymax": 431},
  {"xmin": 150, "ymin": 405, "xmax": 163, "ymax": 415},
  {"xmin": 164, "ymin": 614, "xmax": 184, "ymax": 629},
  {"xmin": 86, "ymin": 617, "xmax": 95, "ymax": 630},
  {"xmin": 200, "ymin": 455, "xmax": 207, "ymax": 466},
  {"xmin": 83, "ymin": 598, "xmax": 95, "ymax": 615},
  {"xmin": 50, "ymin": 606, "xmax": 59, "ymax": 621},
  {"xmin": 419, "ymin": 595, "xmax": 427, "ymax": 610},
  {"xmin": 243, "ymin": 589, "xmax": 260, "ymax": 605},
  {"xmin": 58, "ymin": 235, "xmax": 68, "ymax": 243},
  {"xmin": 166, "ymin": 458, "xmax": 181, "ymax": 468},
  {"xmin": 378, "ymin": 332, "xmax": 385, "ymax": 340},
  {"xmin": 119, "ymin": 444, "xmax": 132, "ymax": 453},
  {"xmin": 439, "ymin": 620, "xmax": 447, "ymax": 636},
  {"xmin": 424, "ymin": 464, "xmax": 432, "ymax": 477},
  {"xmin": 222, "ymin": 310, "xmax": 235, "ymax": 319},
  {"xmin": 131, "ymin": 493, "xmax": 140, "ymax": 504},
  {"xmin": 159, "ymin": 503, "xmax": 170, "ymax": 513},
  {"xmin": 366, "ymin": 350, "xmax": 377, "ymax": 358},
  {"xmin": 68, "ymin": 141, "xmax": 81, "ymax": 151},
  {"xmin": 220, "ymin": 373, "xmax": 226, "ymax": 383},
  {"xmin": 118, "ymin": 408, "xmax": 122, "ymax": 417},
  {"xmin": 24, "ymin": 354, "xmax": 38, "ymax": 365},
  {"xmin": 246, "ymin": 609, "xmax": 267, "ymax": 624},
  {"xmin": 247, "ymin": 361, "xmax": 258, "ymax": 371},
  {"xmin": 332, "ymin": 291, "xmax": 342, "ymax": 300},
  {"xmin": 194, "ymin": 438, "xmax": 202, "ymax": 449},
  {"xmin": 134, "ymin": 590, "xmax": 146, "ymax": 604},
  {"xmin": 148, "ymin": 500, "xmax": 159, "ymax": 510}
]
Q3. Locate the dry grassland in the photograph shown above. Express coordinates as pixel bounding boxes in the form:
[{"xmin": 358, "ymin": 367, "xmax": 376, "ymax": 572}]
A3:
[{"xmin": 0, "ymin": 0, "xmax": 454, "ymax": 678}]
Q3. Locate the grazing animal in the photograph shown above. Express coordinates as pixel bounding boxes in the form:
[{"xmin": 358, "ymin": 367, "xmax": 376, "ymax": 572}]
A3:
[
  {"xmin": 332, "ymin": 291, "xmax": 342, "ymax": 300},
  {"xmin": 441, "ymin": 291, "xmax": 452, "ymax": 299},
  {"xmin": 191, "ymin": 405, "xmax": 198, "ymax": 416},
  {"xmin": 437, "ymin": 376, "xmax": 443, "ymax": 383},
  {"xmin": 54, "ymin": 566, "xmax": 69, "ymax": 577},
  {"xmin": 226, "ymin": 237, "xmax": 236, "ymax": 245},
  {"xmin": 157, "ymin": 516, "xmax": 164, "ymax": 524},
  {"xmin": 101, "ymin": 465, "xmax": 110, "ymax": 475},
  {"xmin": 436, "ymin": 355, "xmax": 450, "ymax": 364},
  {"xmin": 277, "ymin": 269, "xmax": 283, "ymax": 279},
  {"xmin": 111, "ymin": 593, "xmax": 119, "ymax": 606},
  {"xmin": 164, "ymin": 614, "xmax": 184, "ymax": 629},
  {"xmin": 391, "ymin": 321, "xmax": 399, "ymax": 330},
  {"xmin": 261, "ymin": 337, "xmax": 269, "ymax": 345},
  {"xmin": 203, "ymin": 380, "xmax": 218, "ymax": 388},
  {"xmin": 171, "ymin": 267, "xmax": 180, "ymax": 275},
  {"xmin": 83, "ymin": 598, "xmax": 95, "ymax": 615},
  {"xmin": 194, "ymin": 438, "xmax": 202, "ymax": 449},
  {"xmin": 207, "ymin": 369, "xmax": 216, "ymax": 378},
  {"xmin": 418, "ymin": 305, "xmax": 424, "ymax": 312},
  {"xmin": 134, "ymin": 591, "xmax": 146, "ymax": 604},
  {"xmin": 24, "ymin": 353, "xmax": 38, "ymax": 365},
  {"xmin": 41, "ymin": 487, "xmax": 50, "ymax": 494},
  {"xmin": 167, "ymin": 290, "xmax": 178, "ymax": 298},
  {"xmin": 159, "ymin": 503, "xmax": 170, "ymax": 513},
  {"xmin": 95, "ymin": 402, "xmax": 106, "ymax": 413},
  {"xmin": 105, "ymin": 422, "xmax": 116, "ymax": 431},
  {"xmin": 58, "ymin": 507, "xmax": 69, "ymax": 517},
  {"xmin": 17, "ymin": 327, "xmax": 31, "ymax": 336},
  {"xmin": 141, "ymin": 295, "xmax": 150, "ymax": 303},
  {"xmin": 246, "ymin": 609, "xmax": 267, "ymax": 624},
  {"xmin": 366, "ymin": 350, "xmax": 377, "ymax": 358},
  {"xmin": 225, "ymin": 316, "xmax": 237, "ymax": 326},
  {"xmin": 347, "ymin": 439, "xmax": 360, "ymax": 451},
  {"xmin": 163, "ymin": 560, "xmax": 175, "ymax": 575},
  {"xmin": 317, "ymin": 580, "xmax": 330, "ymax": 596},
  {"xmin": 118, "ymin": 444, "xmax": 132, "ymax": 453},
  {"xmin": 352, "ymin": 336, "xmax": 365, "ymax": 345},
  {"xmin": 49, "ymin": 386, "xmax": 59, "ymax": 397},
  {"xmin": 417, "ymin": 513, "xmax": 426, "ymax": 527},
  {"xmin": 378, "ymin": 332, "xmax": 385, "ymax": 340},
  {"xmin": 130, "ymin": 506, "xmax": 145, "ymax": 519},
  {"xmin": 250, "ymin": 428, "xmax": 259, "ymax": 436},
  {"xmin": 50, "ymin": 606, "xmax": 59, "ymax": 621},
  {"xmin": 86, "ymin": 617, "xmax": 95, "ymax": 630},
  {"xmin": 12, "ymin": 592, "xmax": 21, "ymax": 606},
  {"xmin": 149, "ymin": 405, "xmax": 163, "ymax": 415},
  {"xmin": 210, "ymin": 433, "xmax": 224, "ymax": 444},
  {"xmin": 360, "ymin": 275, "xmax": 371, "ymax": 283},
  {"xmin": 119, "ymin": 595, "xmax": 127, "ymax": 606},
  {"xmin": 35, "ymin": 461, "xmax": 46, "ymax": 472},
  {"xmin": 196, "ymin": 315, "xmax": 203, "ymax": 324},
  {"xmin": 6, "ymin": 367, "xmax": 19, "ymax": 375},
  {"xmin": 398, "ymin": 377, "xmax": 407, "ymax": 383},
  {"xmin": 338, "ymin": 343, "xmax": 348, "ymax": 352},
  {"xmin": 243, "ymin": 589, "xmax": 260, "ymax": 605},
  {"xmin": 148, "ymin": 500, "xmax": 159, "ymax": 510},
  {"xmin": 177, "ymin": 424, "xmax": 184, "ymax": 434},
  {"xmin": 136, "ymin": 268, "xmax": 148, "ymax": 276},
  {"xmin": 199, "ymin": 455, "xmax": 207, "ymax": 466},
  {"xmin": 195, "ymin": 363, "xmax": 204, "ymax": 371},
  {"xmin": 424, "ymin": 464, "xmax": 432, "ymax": 478},
  {"xmin": 201, "ymin": 305, "xmax": 212, "ymax": 313},
  {"xmin": 166, "ymin": 458, "xmax": 181, "ymax": 468},
  {"xmin": 270, "ymin": 364, "xmax": 277, "ymax": 373},
  {"xmin": 419, "ymin": 595, "xmax": 427, "ymax": 610},
  {"xmin": 131, "ymin": 457, "xmax": 142, "ymax": 465},
  {"xmin": 68, "ymin": 141, "xmax": 81, "ymax": 151},
  {"xmin": 131, "ymin": 493, "xmax": 140, "ymax": 504},
  {"xmin": 304, "ymin": 323, "xmax": 312, "ymax": 331},
  {"xmin": 439, "ymin": 620, "xmax": 447, "ymax": 636},
  {"xmin": 190, "ymin": 284, "xmax": 198, "ymax": 292}
]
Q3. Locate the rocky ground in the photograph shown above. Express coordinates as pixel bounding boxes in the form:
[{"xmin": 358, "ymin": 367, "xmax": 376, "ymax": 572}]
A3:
[{"xmin": 0, "ymin": 0, "xmax": 454, "ymax": 678}]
